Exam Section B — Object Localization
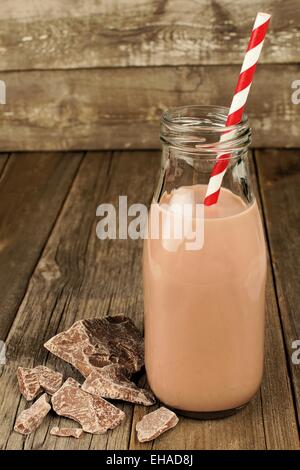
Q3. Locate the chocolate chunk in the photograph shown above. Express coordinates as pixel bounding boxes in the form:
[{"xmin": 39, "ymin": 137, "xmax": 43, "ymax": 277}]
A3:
[
  {"xmin": 17, "ymin": 365, "xmax": 63, "ymax": 400},
  {"xmin": 51, "ymin": 378, "xmax": 125, "ymax": 434},
  {"xmin": 17, "ymin": 367, "xmax": 41, "ymax": 401},
  {"xmin": 50, "ymin": 427, "xmax": 83, "ymax": 438},
  {"xmin": 44, "ymin": 316, "xmax": 144, "ymax": 377},
  {"xmin": 14, "ymin": 394, "xmax": 51, "ymax": 435},
  {"xmin": 136, "ymin": 407, "xmax": 179, "ymax": 442},
  {"xmin": 34, "ymin": 366, "xmax": 63, "ymax": 395},
  {"xmin": 82, "ymin": 365, "xmax": 156, "ymax": 406}
]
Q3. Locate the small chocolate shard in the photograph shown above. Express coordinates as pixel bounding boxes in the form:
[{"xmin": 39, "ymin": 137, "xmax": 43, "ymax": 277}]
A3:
[
  {"xmin": 14, "ymin": 394, "xmax": 51, "ymax": 435},
  {"xmin": 51, "ymin": 378, "xmax": 125, "ymax": 434},
  {"xmin": 17, "ymin": 365, "xmax": 63, "ymax": 399},
  {"xmin": 34, "ymin": 366, "xmax": 63, "ymax": 395},
  {"xmin": 136, "ymin": 407, "xmax": 179, "ymax": 442},
  {"xmin": 50, "ymin": 427, "xmax": 83, "ymax": 438},
  {"xmin": 44, "ymin": 316, "xmax": 144, "ymax": 378},
  {"xmin": 17, "ymin": 367, "xmax": 41, "ymax": 401},
  {"xmin": 82, "ymin": 365, "xmax": 156, "ymax": 406}
]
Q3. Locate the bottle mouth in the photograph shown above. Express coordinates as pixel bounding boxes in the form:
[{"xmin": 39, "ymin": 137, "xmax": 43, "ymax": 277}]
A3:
[{"xmin": 161, "ymin": 105, "xmax": 251, "ymax": 156}]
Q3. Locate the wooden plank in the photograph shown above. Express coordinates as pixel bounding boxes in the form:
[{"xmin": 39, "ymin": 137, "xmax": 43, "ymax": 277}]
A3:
[
  {"xmin": 129, "ymin": 152, "xmax": 299, "ymax": 450},
  {"xmin": 0, "ymin": 150, "xmax": 159, "ymax": 450},
  {"xmin": 0, "ymin": 152, "xmax": 83, "ymax": 340},
  {"xmin": 0, "ymin": 64, "xmax": 299, "ymax": 151},
  {"xmin": 255, "ymin": 149, "xmax": 300, "ymax": 424},
  {"xmin": 251, "ymin": 154, "xmax": 299, "ymax": 448},
  {"xmin": 0, "ymin": 0, "xmax": 298, "ymax": 70},
  {"xmin": 0, "ymin": 153, "xmax": 9, "ymax": 175}
]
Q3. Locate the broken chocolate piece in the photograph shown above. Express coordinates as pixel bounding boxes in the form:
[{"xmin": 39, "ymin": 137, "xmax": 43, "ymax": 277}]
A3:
[
  {"xmin": 136, "ymin": 407, "xmax": 179, "ymax": 442},
  {"xmin": 14, "ymin": 393, "xmax": 51, "ymax": 435},
  {"xmin": 17, "ymin": 365, "xmax": 63, "ymax": 399},
  {"xmin": 44, "ymin": 316, "xmax": 144, "ymax": 377},
  {"xmin": 50, "ymin": 427, "xmax": 83, "ymax": 438},
  {"xmin": 82, "ymin": 365, "xmax": 156, "ymax": 406},
  {"xmin": 17, "ymin": 367, "xmax": 41, "ymax": 401},
  {"xmin": 34, "ymin": 366, "xmax": 63, "ymax": 394},
  {"xmin": 51, "ymin": 378, "xmax": 125, "ymax": 434}
]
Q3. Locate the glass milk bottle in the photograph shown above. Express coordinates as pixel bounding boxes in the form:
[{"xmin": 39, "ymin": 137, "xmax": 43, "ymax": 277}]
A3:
[{"xmin": 143, "ymin": 106, "xmax": 267, "ymax": 419}]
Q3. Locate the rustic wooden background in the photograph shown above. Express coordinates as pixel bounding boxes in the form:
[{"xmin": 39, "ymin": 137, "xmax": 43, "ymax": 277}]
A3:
[{"xmin": 0, "ymin": 0, "xmax": 299, "ymax": 151}]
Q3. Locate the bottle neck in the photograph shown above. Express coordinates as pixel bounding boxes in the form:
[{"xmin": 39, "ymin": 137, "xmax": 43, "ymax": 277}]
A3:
[
  {"xmin": 157, "ymin": 106, "xmax": 253, "ymax": 206},
  {"xmin": 160, "ymin": 105, "xmax": 251, "ymax": 156}
]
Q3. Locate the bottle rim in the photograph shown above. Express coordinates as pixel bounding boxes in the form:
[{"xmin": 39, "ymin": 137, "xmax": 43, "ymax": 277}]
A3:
[{"xmin": 161, "ymin": 105, "xmax": 251, "ymax": 156}]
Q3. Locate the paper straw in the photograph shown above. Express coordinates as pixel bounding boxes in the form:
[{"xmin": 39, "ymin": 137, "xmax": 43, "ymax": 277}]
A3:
[{"xmin": 204, "ymin": 12, "xmax": 271, "ymax": 206}]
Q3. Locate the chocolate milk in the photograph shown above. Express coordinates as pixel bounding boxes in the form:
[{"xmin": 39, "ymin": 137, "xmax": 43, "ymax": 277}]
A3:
[{"xmin": 143, "ymin": 185, "xmax": 267, "ymax": 412}]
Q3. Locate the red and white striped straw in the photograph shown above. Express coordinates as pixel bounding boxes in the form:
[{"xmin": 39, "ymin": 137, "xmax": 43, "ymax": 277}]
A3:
[{"xmin": 204, "ymin": 12, "xmax": 271, "ymax": 206}]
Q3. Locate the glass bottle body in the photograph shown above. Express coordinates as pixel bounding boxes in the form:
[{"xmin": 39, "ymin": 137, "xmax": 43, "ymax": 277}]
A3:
[{"xmin": 143, "ymin": 106, "xmax": 267, "ymax": 418}]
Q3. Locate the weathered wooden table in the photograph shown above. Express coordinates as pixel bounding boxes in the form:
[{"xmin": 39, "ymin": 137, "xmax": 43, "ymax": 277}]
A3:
[{"xmin": 0, "ymin": 149, "xmax": 299, "ymax": 450}]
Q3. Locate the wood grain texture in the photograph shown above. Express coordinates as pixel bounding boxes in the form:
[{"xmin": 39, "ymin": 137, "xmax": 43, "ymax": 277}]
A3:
[
  {"xmin": 0, "ymin": 150, "xmax": 159, "ymax": 450},
  {"xmin": 129, "ymin": 152, "xmax": 300, "ymax": 450},
  {"xmin": 0, "ymin": 152, "xmax": 83, "ymax": 340},
  {"xmin": 0, "ymin": 0, "xmax": 298, "ymax": 70},
  {"xmin": 0, "ymin": 64, "xmax": 299, "ymax": 151},
  {"xmin": 256, "ymin": 149, "xmax": 300, "ymax": 424},
  {"xmin": 0, "ymin": 153, "xmax": 9, "ymax": 175}
]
